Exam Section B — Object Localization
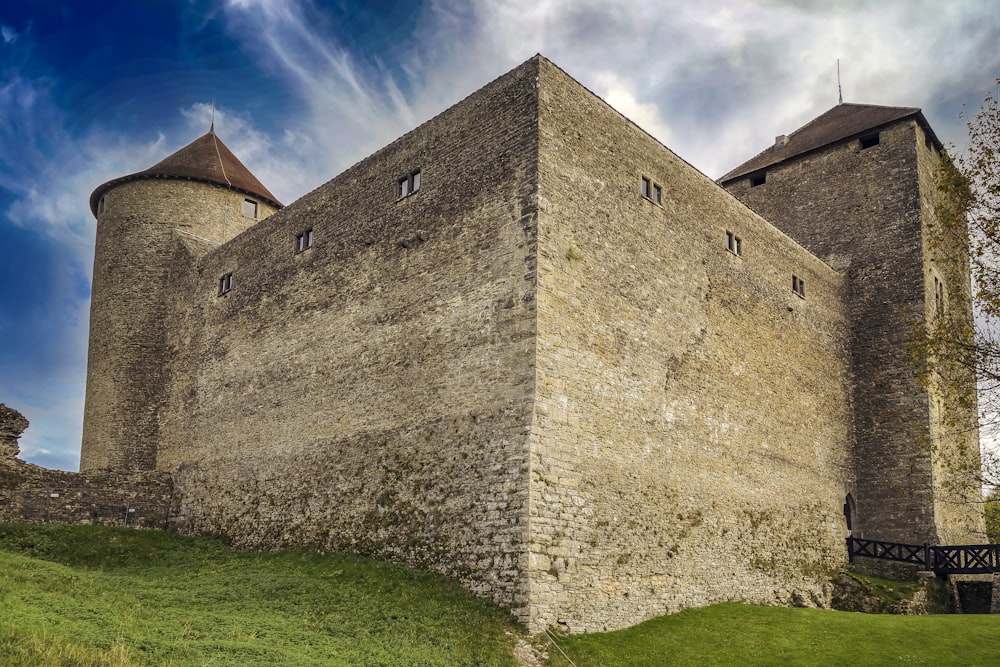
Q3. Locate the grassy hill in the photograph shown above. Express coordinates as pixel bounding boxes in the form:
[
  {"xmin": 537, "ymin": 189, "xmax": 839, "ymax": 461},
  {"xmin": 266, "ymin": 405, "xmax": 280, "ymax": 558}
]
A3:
[
  {"xmin": 1, "ymin": 523, "xmax": 999, "ymax": 666},
  {"xmin": 0, "ymin": 523, "xmax": 520, "ymax": 666}
]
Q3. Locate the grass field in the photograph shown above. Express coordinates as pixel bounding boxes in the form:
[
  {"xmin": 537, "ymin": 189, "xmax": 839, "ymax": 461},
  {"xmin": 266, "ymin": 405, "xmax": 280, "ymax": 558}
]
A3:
[
  {"xmin": 0, "ymin": 523, "xmax": 519, "ymax": 666},
  {"xmin": 2, "ymin": 523, "xmax": 999, "ymax": 666},
  {"xmin": 545, "ymin": 602, "xmax": 1000, "ymax": 666}
]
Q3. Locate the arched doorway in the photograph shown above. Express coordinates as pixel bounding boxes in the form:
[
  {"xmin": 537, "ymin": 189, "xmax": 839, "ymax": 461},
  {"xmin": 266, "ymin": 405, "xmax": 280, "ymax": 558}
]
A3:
[{"xmin": 844, "ymin": 494, "xmax": 856, "ymax": 536}]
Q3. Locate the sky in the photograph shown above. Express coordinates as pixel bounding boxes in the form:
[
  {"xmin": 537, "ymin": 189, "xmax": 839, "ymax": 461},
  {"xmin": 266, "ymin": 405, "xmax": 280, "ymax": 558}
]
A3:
[{"xmin": 1, "ymin": 0, "xmax": 999, "ymax": 471}]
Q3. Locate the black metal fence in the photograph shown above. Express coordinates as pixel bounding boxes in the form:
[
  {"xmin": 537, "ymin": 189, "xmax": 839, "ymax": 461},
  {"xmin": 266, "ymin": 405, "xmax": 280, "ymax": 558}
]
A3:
[{"xmin": 847, "ymin": 537, "xmax": 1000, "ymax": 574}]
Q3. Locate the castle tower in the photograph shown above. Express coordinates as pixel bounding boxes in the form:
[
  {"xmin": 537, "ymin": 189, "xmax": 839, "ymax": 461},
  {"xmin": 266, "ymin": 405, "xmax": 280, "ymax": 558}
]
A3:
[
  {"xmin": 81, "ymin": 131, "xmax": 282, "ymax": 472},
  {"xmin": 720, "ymin": 104, "xmax": 982, "ymax": 545}
]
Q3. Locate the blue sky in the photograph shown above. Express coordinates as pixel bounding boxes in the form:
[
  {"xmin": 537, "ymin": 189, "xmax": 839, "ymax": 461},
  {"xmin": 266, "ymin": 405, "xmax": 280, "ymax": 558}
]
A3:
[{"xmin": 2, "ymin": 0, "xmax": 1000, "ymax": 471}]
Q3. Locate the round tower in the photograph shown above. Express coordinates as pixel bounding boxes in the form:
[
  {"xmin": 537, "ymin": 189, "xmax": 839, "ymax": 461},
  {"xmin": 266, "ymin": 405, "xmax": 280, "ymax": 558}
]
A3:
[{"xmin": 81, "ymin": 130, "xmax": 281, "ymax": 472}]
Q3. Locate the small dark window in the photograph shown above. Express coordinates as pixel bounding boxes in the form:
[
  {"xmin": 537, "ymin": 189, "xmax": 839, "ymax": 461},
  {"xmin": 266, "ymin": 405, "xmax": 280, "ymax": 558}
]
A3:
[
  {"xmin": 296, "ymin": 228, "xmax": 314, "ymax": 253},
  {"xmin": 749, "ymin": 173, "xmax": 766, "ymax": 187},
  {"xmin": 859, "ymin": 133, "xmax": 880, "ymax": 150},
  {"xmin": 934, "ymin": 275, "xmax": 945, "ymax": 314},
  {"xmin": 242, "ymin": 198, "xmax": 258, "ymax": 218},
  {"xmin": 398, "ymin": 170, "xmax": 421, "ymax": 198},
  {"xmin": 219, "ymin": 273, "xmax": 234, "ymax": 295},
  {"xmin": 98, "ymin": 196, "xmax": 106, "ymax": 215},
  {"xmin": 641, "ymin": 176, "xmax": 662, "ymax": 205},
  {"xmin": 792, "ymin": 275, "xmax": 805, "ymax": 298},
  {"xmin": 726, "ymin": 231, "xmax": 742, "ymax": 256}
]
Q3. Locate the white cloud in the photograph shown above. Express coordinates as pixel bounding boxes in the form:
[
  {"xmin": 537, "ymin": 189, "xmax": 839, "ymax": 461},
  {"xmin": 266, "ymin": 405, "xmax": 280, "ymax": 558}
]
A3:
[
  {"xmin": 593, "ymin": 73, "xmax": 672, "ymax": 146},
  {"xmin": 219, "ymin": 0, "xmax": 427, "ymax": 188},
  {"xmin": 5, "ymin": 0, "xmax": 1000, "ymax": 473}
]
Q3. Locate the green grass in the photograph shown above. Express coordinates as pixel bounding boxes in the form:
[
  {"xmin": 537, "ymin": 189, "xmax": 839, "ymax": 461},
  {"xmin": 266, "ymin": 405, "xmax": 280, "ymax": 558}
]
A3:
[
  {"xmin": 0, "ymin": 523, "xmax": 519, "ymax": 666},
  {"xmin": 845, "ymin": 572, "xmax": 925, "ymax": 605},
  {"xmin": 546, "ymin": 602, "xmax": 1000, "ymax": 666},
  {"xmin": 4, "ymin": 523, "xmax": 1000, "ymax": 667}
]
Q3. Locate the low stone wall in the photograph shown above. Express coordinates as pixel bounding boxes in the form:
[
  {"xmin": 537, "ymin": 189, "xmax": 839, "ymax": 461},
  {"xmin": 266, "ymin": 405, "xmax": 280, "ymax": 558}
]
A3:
[{"xmin": 0, "ymin": 404, "xmax": 173, "ymax": 529}]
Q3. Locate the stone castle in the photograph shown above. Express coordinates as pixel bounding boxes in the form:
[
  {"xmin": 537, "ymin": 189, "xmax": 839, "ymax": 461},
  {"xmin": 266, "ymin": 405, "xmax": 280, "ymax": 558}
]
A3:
[{"xmin": 1, "ymin": 55, "xmax": 986, "ymax": 632}]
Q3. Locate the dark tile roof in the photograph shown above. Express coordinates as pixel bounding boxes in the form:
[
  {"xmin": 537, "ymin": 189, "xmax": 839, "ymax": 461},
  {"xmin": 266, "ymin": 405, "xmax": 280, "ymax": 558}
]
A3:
[
  {"xmin": 719, "ymin": 103, "xmax": 940, "ymax": 183},
  {"xmin": 90, "ymin": 132, "xmax": 282, "ymax": 216}
]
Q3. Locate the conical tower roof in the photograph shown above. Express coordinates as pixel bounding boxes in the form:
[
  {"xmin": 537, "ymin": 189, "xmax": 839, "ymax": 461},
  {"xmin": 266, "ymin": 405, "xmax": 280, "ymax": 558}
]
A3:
[
  {"xmin": 719, "ymin": 103, "xmax": 942, "ymax": 183},
  {"xmin": 90, "ymin": 131, "xmax": 282, "ymax": 216}
]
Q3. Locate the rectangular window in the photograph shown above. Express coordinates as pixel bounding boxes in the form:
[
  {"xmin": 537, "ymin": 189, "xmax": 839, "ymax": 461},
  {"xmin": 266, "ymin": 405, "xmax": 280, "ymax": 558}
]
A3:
[
  {"xmin": 242, "ymin": 198, "xmax": 258, "ymax": 218},
  {"xmin": 641, "ymin": 176, "xmax": 662, "ymax": 205},
  {"xmin": 296, "ymin": 228, "xmax": 314, "ymax": 253},
  {"xmin": 750, "ymin": 173, "xmax": 766, "ymax": 187},
  {"xmin": 792, "ymin": 275, "xmax": 805, "ymax": 298},
  {"xmin": 860, "ymin": 133, "xmax": 880, "ymax": 150},
  {"xmin": 398, "ymin": 170, "xmax": 421, "ymax": 198},
  {"xmin": 98, "ymin": 196, "xmax": 106, "ymax": 215},
  {"xmin": 726, "ymin": 231, "xmax": 742, "ymax": 256},
  {"xmin": 218, "ymin": 273, "xmax": 234, "ymax": 295}
]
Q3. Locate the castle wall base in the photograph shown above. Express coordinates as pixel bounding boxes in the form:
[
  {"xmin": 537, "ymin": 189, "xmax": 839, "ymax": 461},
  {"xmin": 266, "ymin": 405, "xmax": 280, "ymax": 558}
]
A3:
[{"xmin": 1, "ymin": 405, "xmax": 173, "ymax": 529}]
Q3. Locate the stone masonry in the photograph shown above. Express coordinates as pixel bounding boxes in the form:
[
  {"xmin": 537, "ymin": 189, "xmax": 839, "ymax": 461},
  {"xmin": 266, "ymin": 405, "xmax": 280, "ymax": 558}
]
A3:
[
  {"xmin": 61, "ymin": 55, "xmax": 984, "ymax": 632},
  {"xmin": 1, "ymin": 404, "xmax": 172, "ymax": 528},
  {"xmin": 721, "ymin": 110, "xmax": 984, "ymax": 547}
]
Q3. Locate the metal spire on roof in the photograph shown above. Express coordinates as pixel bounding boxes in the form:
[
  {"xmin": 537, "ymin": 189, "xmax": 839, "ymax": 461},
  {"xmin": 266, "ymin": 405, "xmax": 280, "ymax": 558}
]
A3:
[
  {"xmin": 837, "ymin": 59, "xmax": 843, "ymax": 105},
  {"xmin": 210, "ymin": 100, "xmax": 216, "ymax": 134}
]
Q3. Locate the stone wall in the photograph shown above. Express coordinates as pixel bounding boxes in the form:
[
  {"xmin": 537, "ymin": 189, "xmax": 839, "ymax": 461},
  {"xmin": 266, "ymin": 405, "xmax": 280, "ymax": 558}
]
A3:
[
  {"xmin": 914, "ymin": 122, "xmax": 985, "ymax": 545},
  {"xmin": 67, "ymin": 54, "xmax": 983, "ymax": 633},
  {"xmin": 1, "ymin": 404, "xmax": 173, "ymax": 528},
  {"xmin": 82, "ymin": 179, "xmax": 279, "ymax": 472},
  {"xmin": 723, "ymin": 120, "xmax": 950, "ymax": 545},
  {"xmin": 159, "ymin": 59, "xmax": 542, "ymax": 615},
  {"xmin": 524, "ymin": 59, "xmax": 855, "ymax": 632}
]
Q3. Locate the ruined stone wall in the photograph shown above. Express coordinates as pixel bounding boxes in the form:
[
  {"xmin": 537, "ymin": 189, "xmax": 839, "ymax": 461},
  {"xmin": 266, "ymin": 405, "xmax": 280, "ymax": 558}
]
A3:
[
  {"xmin": 526, "ymin": 59, "xmax": 855, "ymax": 632},
  {"xmin": 1, "ymin": 405, "xmax": 172, "ymax": 528},
  {"xmin": 723, "ymin": 121, "xmax": 940, "ymax": 545},
  {"xmin": 159, "ymin": 59, "xmax": 541, "ymax": 613},
  {"xmin": 82, "ymin": 179, "xmax": 277, "ymax": 472}
]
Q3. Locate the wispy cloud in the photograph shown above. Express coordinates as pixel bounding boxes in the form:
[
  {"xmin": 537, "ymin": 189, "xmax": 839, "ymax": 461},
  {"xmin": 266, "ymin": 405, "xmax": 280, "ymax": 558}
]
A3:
[
  {"xmin": 220, "ymin": 0, "xmax": 425, "ymax": 188},
  {"xmin": 0, "ymin": 28, "xmax": 170, "ymax": 470},
  {"xmin": 3, "ymin": 0, "xmax": 999, "ymax": 473}
]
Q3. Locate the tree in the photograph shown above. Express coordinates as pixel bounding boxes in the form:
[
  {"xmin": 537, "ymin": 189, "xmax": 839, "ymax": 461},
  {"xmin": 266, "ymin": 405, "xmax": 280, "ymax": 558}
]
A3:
[{"xmin": 918, "ymin": 80, "xmax": 1000, "ymax": 507}]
